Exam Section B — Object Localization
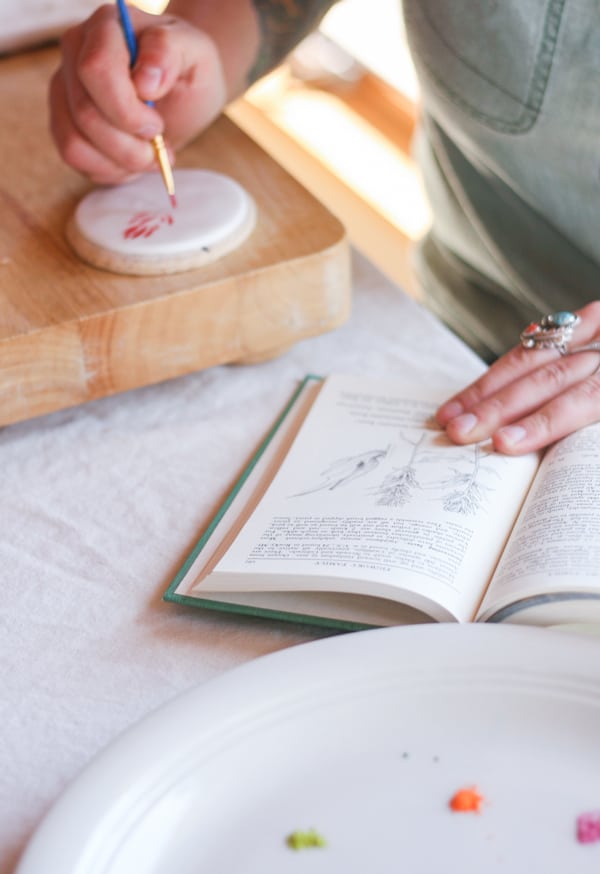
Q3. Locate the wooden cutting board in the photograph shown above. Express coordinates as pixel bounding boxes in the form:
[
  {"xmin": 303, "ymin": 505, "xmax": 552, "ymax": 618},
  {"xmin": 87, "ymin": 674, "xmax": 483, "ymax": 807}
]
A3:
[{"xmin": 0, "ymin": 46, "xmax": 351, "ymax": 427}]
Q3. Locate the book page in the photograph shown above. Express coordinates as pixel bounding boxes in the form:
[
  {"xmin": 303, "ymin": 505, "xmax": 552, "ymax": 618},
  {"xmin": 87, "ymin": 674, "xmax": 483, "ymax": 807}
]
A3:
[
  {"xmin": 204, "ymin": 374, "xmax": 539, "ymax": 622},
  {"xmin": 477, "ymin": 423, "xmax": 600, "ymax": 623}
]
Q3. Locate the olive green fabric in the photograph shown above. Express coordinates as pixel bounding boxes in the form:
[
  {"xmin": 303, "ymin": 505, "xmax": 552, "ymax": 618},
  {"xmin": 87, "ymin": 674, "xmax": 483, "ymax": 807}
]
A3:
[{"xmin": 402, "ymin": 0, "xmax": 600, "ymax": 360}]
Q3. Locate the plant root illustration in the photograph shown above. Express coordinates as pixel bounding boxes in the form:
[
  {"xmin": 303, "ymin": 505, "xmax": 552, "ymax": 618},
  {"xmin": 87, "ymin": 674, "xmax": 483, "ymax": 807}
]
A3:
[
  {"xmin": 290, "ymin": 446, "xmax": 391, "ymax": 496},
  {"xmin": 374, "ymin": 434, "xmax": 424, "ymax": 507},
  {"xmin": 438, "ymin": 445, "xmax": 501, "ymax": 515},
  {"xmin": 290, "ymin": 433, "xmax": 501, "ymax": 515}
]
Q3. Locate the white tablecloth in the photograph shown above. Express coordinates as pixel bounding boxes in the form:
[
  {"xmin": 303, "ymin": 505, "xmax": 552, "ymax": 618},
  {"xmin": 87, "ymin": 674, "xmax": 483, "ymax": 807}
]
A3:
[
  {"xmin": 0, "ymin": 1, "xmax": 100, "ymax": 55},
  {"xmin": 0, "ymin": 249, "xmax": 484, "ymax": 872}
]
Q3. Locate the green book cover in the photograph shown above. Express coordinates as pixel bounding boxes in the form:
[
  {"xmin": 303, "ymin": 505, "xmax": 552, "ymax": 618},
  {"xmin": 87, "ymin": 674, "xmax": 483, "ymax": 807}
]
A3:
[{"xmin": 163, "ymin": 375, "xmax": 376, "ymax": 632}]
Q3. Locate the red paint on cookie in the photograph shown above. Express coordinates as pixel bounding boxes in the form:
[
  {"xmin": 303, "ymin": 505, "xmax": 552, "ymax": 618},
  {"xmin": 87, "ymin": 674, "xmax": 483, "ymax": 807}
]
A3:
[{"xmin": 123, "ymin": 211, "xmax": 174, "ymax": 239}]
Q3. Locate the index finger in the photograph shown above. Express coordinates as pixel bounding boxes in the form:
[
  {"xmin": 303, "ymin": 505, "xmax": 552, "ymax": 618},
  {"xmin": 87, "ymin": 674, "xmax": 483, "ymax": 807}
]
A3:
[
  {"xmin": 436, "ymin": 302, "xmax": 600, "ymax": 425},
  {"xmin": 75, "ymin": 5, "xmax": 161, "ymax": 134}
]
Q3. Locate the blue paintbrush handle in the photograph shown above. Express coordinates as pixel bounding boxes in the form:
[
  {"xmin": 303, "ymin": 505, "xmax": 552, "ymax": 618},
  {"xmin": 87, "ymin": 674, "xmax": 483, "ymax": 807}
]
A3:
[
  {"xmin": 116, "ymin": 0, "xmax": 138, "ymax": 64},
  {"xmin": 116, "ymin": 0, "xmax": 157, "ymax": 107},
  {"xmin": 115, "ymin": 0, "xmax": 175, "ymax": 202}
]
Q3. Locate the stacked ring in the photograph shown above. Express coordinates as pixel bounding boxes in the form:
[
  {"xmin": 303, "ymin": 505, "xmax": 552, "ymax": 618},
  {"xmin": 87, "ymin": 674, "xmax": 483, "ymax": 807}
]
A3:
[{"xmin": 520, "ymin": 311, "xmax": 580, "ymax": 354}]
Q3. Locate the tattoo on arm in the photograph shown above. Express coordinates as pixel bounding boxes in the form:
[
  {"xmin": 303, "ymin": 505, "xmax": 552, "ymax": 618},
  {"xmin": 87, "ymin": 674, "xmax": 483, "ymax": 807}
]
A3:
[{"xmin": 248, "ymin": 0, "xmax": 338, "ymax": 84}]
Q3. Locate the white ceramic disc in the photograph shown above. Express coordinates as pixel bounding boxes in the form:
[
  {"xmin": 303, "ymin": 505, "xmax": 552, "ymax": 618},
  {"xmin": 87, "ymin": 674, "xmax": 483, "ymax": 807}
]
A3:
[{"xmin": 67, "ymin": 169, "xmax": 256, "ymax": 275}]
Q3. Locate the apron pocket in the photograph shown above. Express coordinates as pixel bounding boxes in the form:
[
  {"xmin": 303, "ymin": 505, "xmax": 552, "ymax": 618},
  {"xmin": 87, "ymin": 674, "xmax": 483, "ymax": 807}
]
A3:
[{"xmin": 403, "ymin": 0, "xmax": 566, "ymax": 133}]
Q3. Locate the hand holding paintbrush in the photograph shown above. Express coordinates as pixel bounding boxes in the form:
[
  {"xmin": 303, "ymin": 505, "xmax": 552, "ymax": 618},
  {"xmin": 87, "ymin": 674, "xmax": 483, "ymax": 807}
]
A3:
[
  {"xmin": 48, "ymin": 2, "xmax": 255, "ymax": 188},
  {"xmin": 115, "ymin": 0, "xmax": 176, "ymax": 208}
]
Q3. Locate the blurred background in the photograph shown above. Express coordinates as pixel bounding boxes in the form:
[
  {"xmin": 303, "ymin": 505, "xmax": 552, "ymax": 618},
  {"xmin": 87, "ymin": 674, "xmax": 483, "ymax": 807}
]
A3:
[{"xmin": 231, "ymin": 0, "xmax": 430, "ymax": 296}]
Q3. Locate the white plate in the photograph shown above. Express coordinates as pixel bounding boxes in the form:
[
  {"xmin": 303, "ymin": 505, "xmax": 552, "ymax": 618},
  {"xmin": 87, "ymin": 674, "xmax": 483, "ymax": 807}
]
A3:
[{"xmin": 16, "ymin": 625, "xmax": 600, "ymax": 873}]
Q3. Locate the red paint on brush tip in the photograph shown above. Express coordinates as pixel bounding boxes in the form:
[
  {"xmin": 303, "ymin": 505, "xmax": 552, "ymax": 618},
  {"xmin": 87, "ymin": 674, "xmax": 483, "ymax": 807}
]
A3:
[
  {"xmin": 449, "ymin": 786, "xmax": 485, "ymax": 813},
  {"xmin": 170, "ymin": 194, "xmax": 177, "ymax": 209}
]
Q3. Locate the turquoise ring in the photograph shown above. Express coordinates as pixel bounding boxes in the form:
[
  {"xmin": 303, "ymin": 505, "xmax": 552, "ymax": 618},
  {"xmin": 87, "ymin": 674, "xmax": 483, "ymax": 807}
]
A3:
[{"xmin": 520, "ymin": 311, "xmax": 580, "ymax": 354}]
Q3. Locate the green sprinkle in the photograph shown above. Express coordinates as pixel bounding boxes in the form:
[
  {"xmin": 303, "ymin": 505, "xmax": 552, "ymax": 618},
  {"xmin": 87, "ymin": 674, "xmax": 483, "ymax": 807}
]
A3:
[{"xmin": 286, "ymin": 829, "xmax": 327, "ymax": 850}]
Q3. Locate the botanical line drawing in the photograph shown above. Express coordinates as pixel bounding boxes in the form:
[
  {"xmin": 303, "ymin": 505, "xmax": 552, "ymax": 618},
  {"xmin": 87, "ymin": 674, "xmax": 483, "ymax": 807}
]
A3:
[
  {"xmin": 289, "ymin": 433, "xmax": 502, "ymax": 515},
  {"xmin": 374, "ymin": 434, "xmax": 425, "ymax": 507},
  {"xmin": 290, "ymin": 446, "xmax": 391, "ymax": 496},
  {"xmin": 439, "ymin": 444, "xmax": 501, "ymax": 515}
]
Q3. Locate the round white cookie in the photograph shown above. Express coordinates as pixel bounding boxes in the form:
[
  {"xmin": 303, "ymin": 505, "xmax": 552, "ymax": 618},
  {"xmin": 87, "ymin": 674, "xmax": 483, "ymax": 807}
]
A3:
[{"xmin": 67, "ymin": 169, "xmax": 256, "ymax": 275}]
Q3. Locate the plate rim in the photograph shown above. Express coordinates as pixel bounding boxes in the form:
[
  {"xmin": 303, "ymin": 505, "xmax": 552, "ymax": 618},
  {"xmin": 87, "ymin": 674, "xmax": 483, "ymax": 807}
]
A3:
[{"xmin": 16, "ymin": 624, "xmax": 600, "ymax": 873}]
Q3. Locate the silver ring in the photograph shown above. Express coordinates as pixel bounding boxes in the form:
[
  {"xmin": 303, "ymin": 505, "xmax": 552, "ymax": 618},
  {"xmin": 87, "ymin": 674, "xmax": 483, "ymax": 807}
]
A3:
[
  {"xmin": 567, "ymin": 341, "xmax": 600, "ymax": 355},
  {"xmin": 520, "ymin": 311, "xmax": 580, "ymax": 354}
]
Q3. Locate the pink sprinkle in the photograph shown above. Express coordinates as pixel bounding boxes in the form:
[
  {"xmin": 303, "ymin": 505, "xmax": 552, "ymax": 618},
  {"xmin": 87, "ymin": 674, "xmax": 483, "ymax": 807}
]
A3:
[{"xmin": 576, "ymin": 811, "xmax": 600, "ymax": 844}]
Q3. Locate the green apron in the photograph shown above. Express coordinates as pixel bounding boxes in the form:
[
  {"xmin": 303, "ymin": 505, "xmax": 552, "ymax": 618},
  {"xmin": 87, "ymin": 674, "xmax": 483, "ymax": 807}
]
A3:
[{"xmin": 403, "ymin": 0, "xmax": 600, "ymax": 360}]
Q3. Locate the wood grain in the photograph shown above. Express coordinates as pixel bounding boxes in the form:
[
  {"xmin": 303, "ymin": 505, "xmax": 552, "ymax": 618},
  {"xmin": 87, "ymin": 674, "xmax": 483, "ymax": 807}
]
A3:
[{"xmin": 0, "ymin": 47, "xmax": 351, "ymax": 426}]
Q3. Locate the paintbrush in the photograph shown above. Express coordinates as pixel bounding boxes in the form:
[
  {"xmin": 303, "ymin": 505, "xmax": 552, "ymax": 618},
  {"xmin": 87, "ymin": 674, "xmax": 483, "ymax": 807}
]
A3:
[{"xmin": 115, "ymin": 0, "xmax": 177, "ymax": 208}]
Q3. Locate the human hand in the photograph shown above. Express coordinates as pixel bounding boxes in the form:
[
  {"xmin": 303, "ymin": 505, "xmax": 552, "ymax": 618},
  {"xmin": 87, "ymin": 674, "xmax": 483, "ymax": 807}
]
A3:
[
  {"xmin": 49, "ymin": 4, "xmax": 227, "ymax": 185},
  {"xmin": 436, "ymin": 302, "xmax": 600, "ymax": 455}
]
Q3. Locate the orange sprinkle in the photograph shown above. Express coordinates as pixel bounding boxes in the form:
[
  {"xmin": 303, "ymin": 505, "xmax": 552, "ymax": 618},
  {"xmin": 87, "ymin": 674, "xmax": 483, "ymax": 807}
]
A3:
[{"xmin": 449, "ymin": 786, "xmax": 484, "ymax": 813}]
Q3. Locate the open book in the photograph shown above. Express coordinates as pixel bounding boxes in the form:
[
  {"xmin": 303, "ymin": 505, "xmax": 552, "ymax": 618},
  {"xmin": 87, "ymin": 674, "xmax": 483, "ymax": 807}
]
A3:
[{"xmin": 165, "ymin": 374, "xmax": 600, "ymax": 630}]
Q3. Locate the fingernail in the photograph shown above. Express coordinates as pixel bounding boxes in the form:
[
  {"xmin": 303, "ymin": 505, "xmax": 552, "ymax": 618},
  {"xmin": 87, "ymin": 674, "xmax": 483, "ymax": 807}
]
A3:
[
  {"xmin": 136, "ymin": 64, "xmax": 163, "ymax": 96},
  {"xmin": 496, "ymin": 425, "xmax": 527, "ymax": 446},
  {"xmin": 137, "ymin": 123, "xmax": 162, "ymax": 138},
  {"xmin": 450, "ymin": 412, "xmax": 478, "ymax": 436},
  {"xmin": 439, "ymin": 400, "xmax": 464, "ymax": 420}
]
